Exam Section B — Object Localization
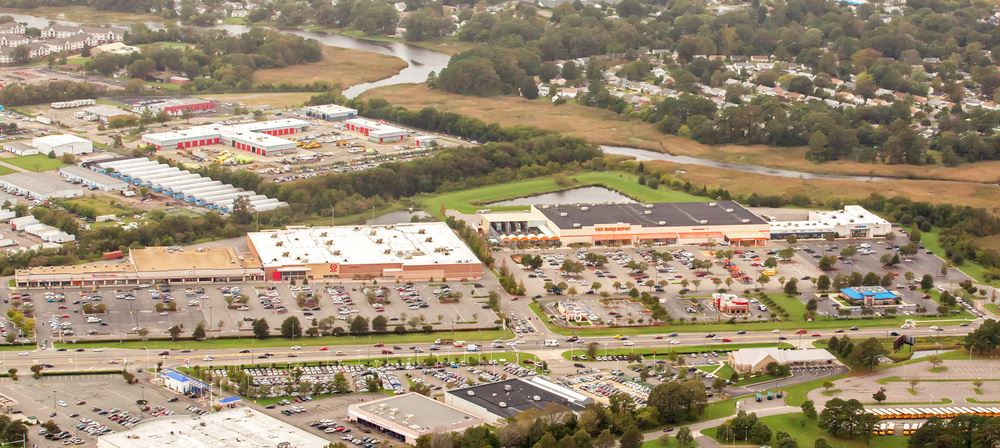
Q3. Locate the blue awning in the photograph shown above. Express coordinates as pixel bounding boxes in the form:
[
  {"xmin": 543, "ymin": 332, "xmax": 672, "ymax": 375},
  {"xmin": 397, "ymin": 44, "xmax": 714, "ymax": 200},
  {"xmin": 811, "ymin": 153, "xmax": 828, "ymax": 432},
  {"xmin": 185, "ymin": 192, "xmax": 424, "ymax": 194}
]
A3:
[{"xmin": 218, "ymin": 396, "xmax": 241, "ymax": 405}]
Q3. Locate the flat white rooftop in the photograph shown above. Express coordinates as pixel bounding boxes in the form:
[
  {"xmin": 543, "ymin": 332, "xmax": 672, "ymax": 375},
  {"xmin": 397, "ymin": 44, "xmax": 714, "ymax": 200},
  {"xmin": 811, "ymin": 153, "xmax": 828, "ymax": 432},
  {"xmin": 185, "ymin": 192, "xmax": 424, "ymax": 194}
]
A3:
[
  {"xmin": 97, "ymin": 407, "xmax": 329, "ymax": 448},
  {"xmin": 770, "ymin": 205, "xmax": 889, "ymax": 231},
  {"xmin": 248, "ymin": 223, "xmax": 480, "ymax": 268}
]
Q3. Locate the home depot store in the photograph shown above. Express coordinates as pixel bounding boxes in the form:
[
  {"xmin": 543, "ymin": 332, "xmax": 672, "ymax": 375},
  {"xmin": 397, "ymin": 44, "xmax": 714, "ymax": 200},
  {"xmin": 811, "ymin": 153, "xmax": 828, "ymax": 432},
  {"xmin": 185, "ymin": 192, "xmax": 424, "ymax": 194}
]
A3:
[
  {"xmin": 246, "ymin": 223, "xmax": 483, "ymax": 281},
  {"xmin": 480, "ymin": 201, "xmax": 770, "ymax": 246}
]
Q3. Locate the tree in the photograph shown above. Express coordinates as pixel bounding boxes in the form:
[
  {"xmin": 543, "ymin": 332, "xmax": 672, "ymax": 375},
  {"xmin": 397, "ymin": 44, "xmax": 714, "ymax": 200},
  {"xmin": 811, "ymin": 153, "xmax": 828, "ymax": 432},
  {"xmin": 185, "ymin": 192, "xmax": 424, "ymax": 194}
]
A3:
[
  {"xmin": 561, "ymin": 259, "xmax": 584, "ymax": 276},
  {"xmin": 231, "ymin": 195, "xmax": 255, "ymax": 226},
  {"xmin": 764, "ymin": 257, "xmax": 778, "ymax": 269},
  {"xmin": 819, "ymin": 398, "xmax": 877, "ymax": 439},
  {"xmin": 192, "ymin": 322, "xmax": 206, "ymax": 340},
  {"xmin": 749, "ymin": 421, "xmax": 772, "ymax": 445},
  {"xmin": 816, "ymin": 275, "xmax": 831, "ymax": 291},
  {"xmin": 29, "ymin": 364, "xmax": 43, "ymax": 378},
  {"xmin": 778, "ymin": 247, "xmax": 795, "ymax": 261},
  {"xmin": 846, "ymin": 337, "xmax": 887, "ymax": 371},
  {"xmin": 921, "ymin": 274, "xmax": 934, "ymax": 291},
  {"xmin": 6, "ymin": 368, "xmax": 15, "ymax": 380},
  {"xmin": 350, "ymin": 316, "xmax": 369, "ymax": 334},
  {"xmin": 675, "ymin": 426, "xmax": 694, "ymax": 447},
  {"xmin": 822, "ymin": 380, "xmax": 834, "ymax": 392},
  {"xmin": 784, "ymin": 278, "xmax": 799, "ymax": 295},
  {"xmin": 801, "ymin": 400, "xmax": 817, "ymax": 420},
  {"xmin": 168, "ymin": 325, "xmax": 182, "ymax": 341},
  {"xmin": 814, "ymin": 438, "xmax": 831, "ymax": 448},
  {"xmin": 818, "ymin": 256, "xmax": 835, "ymax": 271},
  {"xmin": 872, "ymin": 389, "xmax": 886, "ymax": 403},
  {"xmin": 280, "ymin": 316, "xmax": 302, "ymax": 338},
  {"xmin": 252, "ymin": 318, "xmax": 270, "ymax": 339},
  {"xmin": 372, "ymin": 315, "xmax": 388, "ymax": 332},
  {"xmin": 775, "ymin": 431, "xmax": 799, "ymax": 448},
  {"xmin": 42, "ymin": 419, "xmax": 60, "ymax": 434},
  {"xmin": 620, "ymin": 425, "xmax": 642, "ymax": 448},
  {"xmin": 333, "ymin": 372, "xmax": 351, "ymax": 394}
]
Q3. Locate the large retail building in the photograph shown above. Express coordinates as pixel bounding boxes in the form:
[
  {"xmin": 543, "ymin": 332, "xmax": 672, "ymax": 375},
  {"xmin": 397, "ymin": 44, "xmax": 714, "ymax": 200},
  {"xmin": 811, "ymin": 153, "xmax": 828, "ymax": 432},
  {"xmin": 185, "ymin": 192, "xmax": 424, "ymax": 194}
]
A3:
[
  {"xmin": 348, "ymin": 393, "xmax": 484, "ymax": 445},
  {"xmin": 246, "ymin": 223, "xmax": 483, "ymax": 281},
  {"xmin": 480, "ymin": 200, "xmax": 771, "ymax": 246}
]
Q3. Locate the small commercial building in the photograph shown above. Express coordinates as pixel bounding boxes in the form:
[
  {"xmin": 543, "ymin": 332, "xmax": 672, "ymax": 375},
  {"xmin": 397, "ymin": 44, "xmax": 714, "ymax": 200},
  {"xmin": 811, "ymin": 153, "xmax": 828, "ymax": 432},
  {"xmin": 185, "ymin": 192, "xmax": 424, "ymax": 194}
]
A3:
[
  {"xmin": 480, "ymin": 201, "xmax": 770, "ymax": 246},
  {"xmin": 246, "ymin": 223, "xmax": 483, "ymax": 282},
  {"xmin": 133, "ymin": 98, "xmax": 215, "ymax": 116},
  {"xmin": 769, "ymin": 205, "xmax": 892, "ymax": 239},
  {"xmin": 160, "ymin": 369, "xmax": 209, "ymax": 395},
  {"xmin": 14, "ymin": 246, "xmax": 264, "ymax": 288},
  {"xmin": 2, "ymin": 141, "xmax": 37, "ymax": 156},
  {"xmin": 713, "ymin": 293, "xmax": 749, "ymax": 314},
  {"xmin": 141, "ymin": 119, "xmax": 309, "ymax": 156},
  {"xmin": 345, "ymin": 118, "xmax": 408, "ymax": 144},
  {"xmin": 97, "ymin": 407, "xmax": 330, "ymax": 448},
  {"xmin": 348, "ymin": 393, "xmax": 484, "ymax": 445},
  {"xmin": 728, "ymin": 348, "xmax": 838, "ymax": 374},
  {"xmin": 33, "ymin": 134, "xmax": 93, "ymax": 156},
  {"xmin": 80, "ymin": 105, "xmax": 135, "ymax": 124},
  {"xmin": 58, "ymin": 165, "xmax": 128, "ymax": 192},
  {"xmin": 840, "ymin": 286, "xmax": 900, "ymax": 306},
  {"xmin": 304, "ymin": 104, "xmax": 358, "ymax": 121},
  {"xmin": 445, "ymin": 377, "xmax": 591, "ymax": 424},
  {"xmin": 0, "ymin": 172, "xmax": 84, "ymax": 200}
]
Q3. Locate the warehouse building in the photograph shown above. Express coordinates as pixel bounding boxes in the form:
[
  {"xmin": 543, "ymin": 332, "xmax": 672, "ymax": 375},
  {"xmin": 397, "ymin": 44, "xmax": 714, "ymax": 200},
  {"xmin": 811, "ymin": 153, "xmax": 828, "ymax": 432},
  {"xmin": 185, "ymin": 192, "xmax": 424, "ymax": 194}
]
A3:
[
  {"xmin": 445, "ymin": 377, "xmax": 591, "ymax": 424},
  {"xmin": 98, "ymin": 407, "xmax": 330, "ymax": 448},
  {"xmin": 304, "ymin": 104, "xmax": 358, "ymax": 120},
  {"xmin": 768, "ymin": 205, "xmax": 891, "ymax": 239},
  {"xmin": 132, "ymin": 98, "xmax": 215, "ymax": 116},
  {"xmin": 246, "ymin": 223, "xmax": 483, "ymax": 282},
  {"xmin": 2, "ymin": 141, "xmax": 37, "ymax": 156},
  {"xmin": 58, "ymin": 165, "xmax": 128, "ymax": 192},
  {"xmin": 33, "ymin": 134, "xmax": 93, "ymax": 156},
  {"xmin": 348, "ymin": 393, "xmax": 484, "ymax": 445},
  {"xmin": 140, "ymin": 118, "xmax": 309, "ymax": 156},
  {"xmin": 345, "ymin": 118, "xmax": 408, "ymax": 143},
  {"xmin": 480, "ymin": 201, "xmax": 770, "ymax": 246},
  {"xmin": 14, "ymin": 246, "xmax": 264, "ymax": 288},
  {"xmin": 728, "ymin": 348, "xmax": 838, "ymax": 374},
  {"xmin": 0, "ymin": 172, "xmax": 84, "ymax": 200}
]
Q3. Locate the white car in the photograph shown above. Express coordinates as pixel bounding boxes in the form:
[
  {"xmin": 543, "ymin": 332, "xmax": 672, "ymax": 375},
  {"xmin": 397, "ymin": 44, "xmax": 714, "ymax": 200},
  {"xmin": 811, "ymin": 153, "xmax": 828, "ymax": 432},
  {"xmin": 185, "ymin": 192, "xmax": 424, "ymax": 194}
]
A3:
[
  {"xmin": 17, "ymin": 352, "xmax": 27, "ymax": 357},
  {"xmin": 92, "ymin": 348, "xmax": 103, "ymax": 352},
  {"xmin": 57, "ymin": 400, "xmax": 67, "ymax": 407},
  {"xmin": 202, "ymin": 356, "xmax": 215, "ymax": 361},
  {"xmin": 669, "ymin": 339, "xmax": 680, "ymax": 345},
  {"xmin": 622, "ymin": 340, "xmax": 635, "ymax": 346},
  {"xmin": 771, "ymin": 329, "xmax": 781, "ymax": 333},
  {"xmin": 159, "ymin": 312, "xmax": 169, "ymax": 316},
  {"xmin": 290, "ymin": 346, "xmax": 301, "ymax": 350}
]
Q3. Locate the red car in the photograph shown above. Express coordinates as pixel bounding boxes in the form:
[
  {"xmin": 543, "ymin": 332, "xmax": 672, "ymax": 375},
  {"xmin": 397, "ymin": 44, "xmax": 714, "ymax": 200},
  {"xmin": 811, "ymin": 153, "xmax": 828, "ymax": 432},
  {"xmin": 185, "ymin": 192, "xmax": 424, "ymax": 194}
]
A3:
[
  {"xmin": 318, "ymin": 347, "xmax": 329, "ymax": 351},
  {"xmin": 374, "ymin": 343, "xmax": 384, "ymax": 347},
  {"xmin": 812, "ymin": 333, "xmax": 822, "ymax": 338},
  {"xmin": 721, "ymin": 338, "xmax": 732, "ymax": 343}
]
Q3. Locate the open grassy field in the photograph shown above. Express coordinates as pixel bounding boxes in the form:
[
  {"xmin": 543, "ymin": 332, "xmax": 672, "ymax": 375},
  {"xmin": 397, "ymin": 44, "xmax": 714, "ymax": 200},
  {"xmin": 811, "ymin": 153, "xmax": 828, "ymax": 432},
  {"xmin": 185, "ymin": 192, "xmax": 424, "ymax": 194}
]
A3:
[
  {"xmin": 361, "ymin": 84, "xmax": 1000, "ymax": 213},
  {"xmin": 203, "ymin": 92, "xmax": 323, "ymax": 108},
  {"xmin": 0, "ymin": 6, "xmax": 161, "ymax": 23},
  {"xmin": 419, "ymin": 171, "xmax": 707, "ymax": 219},
  {"xmin": 361, "ymin": 84, "xmax": 1000, "ymax": 184},
  {"xmin": 59, "ymin": 195, "xmax": 136, "ymax": 217},
  {"xmin": 0, "ymin": 165, "xmax": 15, "ymax": 176},
  {"xmin": 704, "ymin": 413, "xmax": 909, "ymax": 448},
  {"xmin": 253, "ymin": 45, "xmax": 407, "ymax": 88},
  {"xmin": 921, "ymin": 227, "xmax": 998, "ymax": 286},
  {"xmin": 3, "ymin": 154, "xmax": 64, "ymax": 172}
]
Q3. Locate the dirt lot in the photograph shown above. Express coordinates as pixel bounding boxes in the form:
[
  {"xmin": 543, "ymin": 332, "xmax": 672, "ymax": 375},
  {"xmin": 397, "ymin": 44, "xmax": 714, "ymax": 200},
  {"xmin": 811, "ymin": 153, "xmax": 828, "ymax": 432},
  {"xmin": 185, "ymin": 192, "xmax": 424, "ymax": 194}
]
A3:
[
  {"xmin": 360, "ymin": 84, "xmax": 1000, "ymax": 212},
  {"xmin": 253, "ymin": 45, "xmax": 407, "ymax": 89}
]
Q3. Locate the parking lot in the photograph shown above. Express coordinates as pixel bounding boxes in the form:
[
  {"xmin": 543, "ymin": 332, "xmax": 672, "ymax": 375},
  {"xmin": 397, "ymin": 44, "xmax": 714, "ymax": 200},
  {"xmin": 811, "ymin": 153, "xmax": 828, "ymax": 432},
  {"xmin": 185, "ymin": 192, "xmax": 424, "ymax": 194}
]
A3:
[
  {"xmin": 12, "ymin": 278, "xmax": 503, "ymax": 344},
  {"xmin": 0, "ymin": 373, "xmax": 207, "ymax": 447}
]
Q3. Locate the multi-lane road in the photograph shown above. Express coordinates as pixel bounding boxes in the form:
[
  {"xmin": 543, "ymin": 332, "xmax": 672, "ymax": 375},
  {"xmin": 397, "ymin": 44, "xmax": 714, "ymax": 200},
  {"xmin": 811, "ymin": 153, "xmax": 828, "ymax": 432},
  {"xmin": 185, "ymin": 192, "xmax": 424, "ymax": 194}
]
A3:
[{"xmin": 1, "ymin": 321, "xmax": 979, "ymax": 373}]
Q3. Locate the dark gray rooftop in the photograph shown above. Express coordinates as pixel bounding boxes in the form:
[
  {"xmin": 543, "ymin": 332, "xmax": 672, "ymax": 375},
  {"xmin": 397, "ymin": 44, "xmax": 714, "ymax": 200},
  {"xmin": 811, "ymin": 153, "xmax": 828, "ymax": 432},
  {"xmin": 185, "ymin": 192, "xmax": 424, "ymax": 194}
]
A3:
[
  {"xmin": 447, "ymin": 378, "xmax": 586, "ymax": 419},
  {"xmin": 536, "ymin": 200, "xmax": 766, "ymax": 228}
]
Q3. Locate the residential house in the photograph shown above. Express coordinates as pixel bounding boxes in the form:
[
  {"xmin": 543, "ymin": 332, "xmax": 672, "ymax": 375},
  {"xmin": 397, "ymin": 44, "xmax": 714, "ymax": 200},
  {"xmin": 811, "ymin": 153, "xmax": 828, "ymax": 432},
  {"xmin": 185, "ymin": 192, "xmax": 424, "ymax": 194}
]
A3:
[
  {"xmin": 0, "ymin": 34, "xmax": 29, "ymax": 48},
  {"xmin": 0, "ymin": 22, "xmax": 25, "ymax": 35}
]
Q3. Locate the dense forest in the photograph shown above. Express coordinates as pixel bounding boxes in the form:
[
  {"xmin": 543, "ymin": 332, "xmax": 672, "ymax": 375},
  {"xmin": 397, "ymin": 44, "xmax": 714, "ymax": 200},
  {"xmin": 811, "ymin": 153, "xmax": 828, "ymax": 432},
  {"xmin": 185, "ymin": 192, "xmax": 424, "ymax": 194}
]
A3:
[{"xmin": 429, "ymin": 0, "xmax": 1000, "ymax": 165}]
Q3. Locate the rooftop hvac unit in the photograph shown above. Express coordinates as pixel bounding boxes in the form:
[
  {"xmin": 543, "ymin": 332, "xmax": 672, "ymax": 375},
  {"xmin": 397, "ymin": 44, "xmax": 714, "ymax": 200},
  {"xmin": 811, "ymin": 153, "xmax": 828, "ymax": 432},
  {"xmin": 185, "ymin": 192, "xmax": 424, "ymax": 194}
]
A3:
[
  {"xmin": 709, "ymin": 202, "xmax": 717, "ymax": 207},
  {"xmin": 699, "ymin": 220, "xmax": 708, "ymax": 224},
  {"xmin": 467, "ymin": 390, "xmax": 475, "ymax": 396},
  {"xmin": 658, "ymin": 221, "xmax": 666, "ymax": 225},
  {"xmin": 580, "ymin": 206, "xmax": 589, "ymax": 211},
  {"xmin": 498, "ymin": 402, "xmax": 507, "ymax": 408},
  {"xmin": 643, "ymin": 204, "xmax": 654, "ymax": 208},
  {"xmin": 725, "ymin": 208, "xmax": 734, "ymax": 212},
  {"xmin": 504, "ymin": 385, "xmax": 512, "ymax": 392},
  {"xmin": 573, "ymin": 223, "xmax": 581, "ymax": 228},
  {"xmin": 643, "ymin": 210, "xmax": 652, "ymax": 215},
  {"xmin": 533, "ymin": 395, "xmax": 541, "ymax": 401},
  {"xmin": 559, "ymin": 212, "xmax": 568, "ymax": 217},
  {"xmin": 741, "ymin": 219, "xmax": 750, "ymax": 223}
]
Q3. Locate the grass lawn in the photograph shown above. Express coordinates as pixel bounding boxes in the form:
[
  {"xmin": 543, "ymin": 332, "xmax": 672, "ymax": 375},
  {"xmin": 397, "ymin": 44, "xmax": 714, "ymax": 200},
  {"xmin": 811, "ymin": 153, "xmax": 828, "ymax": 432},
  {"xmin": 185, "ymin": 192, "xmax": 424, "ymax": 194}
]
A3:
[
  {"xmin": 0, "ymin": 165, "xmax": 14, "ymax": 176},
  {"xmin": 204, "ymin": 92, "xmax": 323, "ymax": 108},
  {"xmin": 706, "ymin": 413, "xmax": 909, "ymax": 448},
  {"xmin": 59, "ymin": 195, "xmax": 136, "ymax": 217},
  {"xmin": 922, "ymin": 226, "xmax": 998, "ymax": 286},
  {"xmin": 4, "ymin": 154, "xmax": 65, "ymax": 172},
  {"xmin": 782, "ymin": 372, "xmax": 851, "ymax": 406},
  {"xmin": 253, "ymin": 45, "xmax": 406, "ymax": 88},
  {"xmin": 768, "ymin": 293, "xmax": 807, "ymax": 318},
  {"xmin": 987, "ymin": 304, "xmax": 1000, "ymax": 315},
  {"xmin": 420, "ymin": 171, "xmax": 707, "ymax": 219},
  {"xmin": 641, "ymin": 436, "xmax": 679, "ymax": 448},
  {"xmin": 701, "ymin": 395, "xmax": 747, "ymax": 421},
  {"xmin": 55, "ymin": 328, "xmax": 513, "ymax": 350},
  {"xmin": 137, "ymin": 41, "xmax": 191, "ymax": 51}
]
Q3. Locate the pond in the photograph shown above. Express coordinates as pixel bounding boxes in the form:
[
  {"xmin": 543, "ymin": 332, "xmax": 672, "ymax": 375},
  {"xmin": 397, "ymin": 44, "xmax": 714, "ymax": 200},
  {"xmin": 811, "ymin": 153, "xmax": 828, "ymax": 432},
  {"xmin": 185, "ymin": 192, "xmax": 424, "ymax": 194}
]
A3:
[{"xmin": 489, "ymin": 186, "xmax": 636, "ymax": 206}]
